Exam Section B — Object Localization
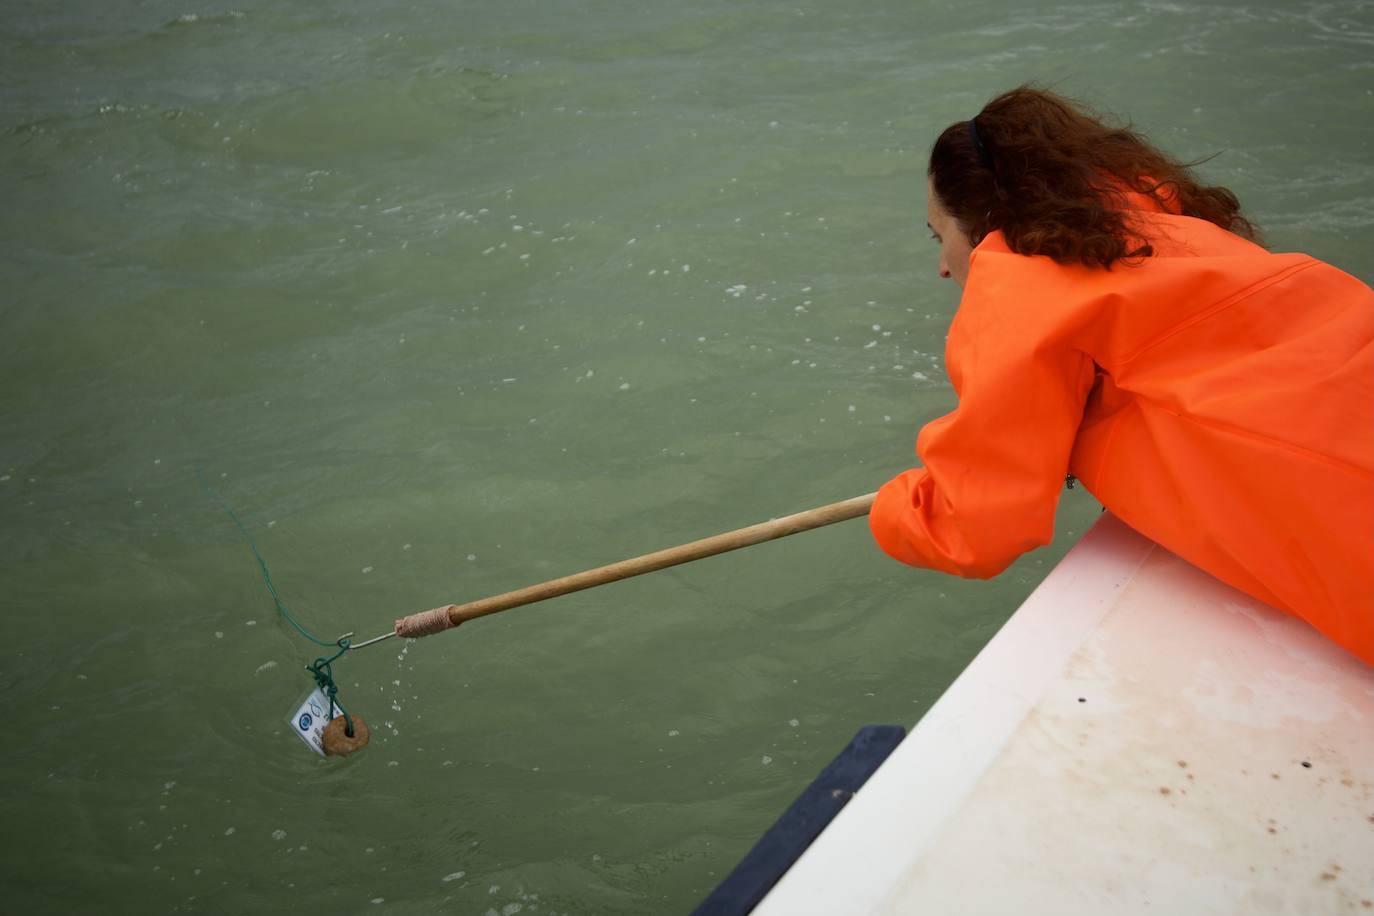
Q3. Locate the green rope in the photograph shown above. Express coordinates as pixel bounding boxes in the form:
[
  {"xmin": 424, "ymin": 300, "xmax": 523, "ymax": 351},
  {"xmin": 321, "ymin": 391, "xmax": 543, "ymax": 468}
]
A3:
[
  {"xmin": 199, "ymin": 469, "xmax": 335, "ymax": 649},
  {"xmin": 201, "ymin": 468, "xmax": 356, "ymax": 738}
]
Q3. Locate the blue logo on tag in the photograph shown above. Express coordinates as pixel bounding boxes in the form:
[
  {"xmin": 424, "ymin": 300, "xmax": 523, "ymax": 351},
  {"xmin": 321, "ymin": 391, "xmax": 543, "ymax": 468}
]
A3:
[{"xmin": 298, "ymin": 713, "xmax": 313, "ymax": 731}]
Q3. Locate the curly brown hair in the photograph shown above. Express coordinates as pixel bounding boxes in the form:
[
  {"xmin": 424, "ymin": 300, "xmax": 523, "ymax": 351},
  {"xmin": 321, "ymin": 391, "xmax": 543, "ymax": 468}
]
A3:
[{"xmin": 928, "ymin": 85, "xmax": 1261, "ymax": 269}]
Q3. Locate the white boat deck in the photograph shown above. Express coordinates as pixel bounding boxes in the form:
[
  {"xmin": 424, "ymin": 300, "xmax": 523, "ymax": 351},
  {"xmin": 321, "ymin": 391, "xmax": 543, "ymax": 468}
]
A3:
[{"xmin": 755, "ymin": 513, "xmax": 1374, "ymax": 915}]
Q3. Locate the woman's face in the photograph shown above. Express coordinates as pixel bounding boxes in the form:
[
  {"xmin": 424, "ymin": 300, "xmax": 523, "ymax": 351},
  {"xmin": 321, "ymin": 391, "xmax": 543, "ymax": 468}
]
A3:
[{"xmin": 926, "ymin": 180, "xmax": 973, "ymax": 287}]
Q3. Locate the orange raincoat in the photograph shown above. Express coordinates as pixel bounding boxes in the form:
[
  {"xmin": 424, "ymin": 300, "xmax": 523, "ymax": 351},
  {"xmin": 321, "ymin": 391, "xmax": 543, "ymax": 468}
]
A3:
[{"xmin": 870, "ymin": 198, "xmax": 1374, "ymax": 664}]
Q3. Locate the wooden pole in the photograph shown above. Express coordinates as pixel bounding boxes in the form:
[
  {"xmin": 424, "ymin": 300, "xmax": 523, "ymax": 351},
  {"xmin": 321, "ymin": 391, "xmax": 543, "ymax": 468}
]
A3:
[{"xmin": 394, "ymin": 492, "xmax": 877, "ymax": 638}]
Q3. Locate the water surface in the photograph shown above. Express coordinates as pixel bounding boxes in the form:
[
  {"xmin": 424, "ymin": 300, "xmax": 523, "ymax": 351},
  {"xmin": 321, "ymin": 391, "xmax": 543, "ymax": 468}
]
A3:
[{"xmin": 3, "ymin": 0, "xmax": 1371, "ymax": 912}]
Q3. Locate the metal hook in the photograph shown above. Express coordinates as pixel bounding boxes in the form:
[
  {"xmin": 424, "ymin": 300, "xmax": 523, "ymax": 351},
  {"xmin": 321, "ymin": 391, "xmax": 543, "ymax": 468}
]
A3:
[{"xmin": 335, "ymin": 629, "xmax": 396, "ymax": 650}]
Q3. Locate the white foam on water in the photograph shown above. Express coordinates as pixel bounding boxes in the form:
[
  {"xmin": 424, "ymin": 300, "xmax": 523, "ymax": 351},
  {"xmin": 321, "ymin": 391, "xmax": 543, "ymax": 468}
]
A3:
[{"xmin": 272, "ymin": 829, "xmax": 287, "ymax": 841}]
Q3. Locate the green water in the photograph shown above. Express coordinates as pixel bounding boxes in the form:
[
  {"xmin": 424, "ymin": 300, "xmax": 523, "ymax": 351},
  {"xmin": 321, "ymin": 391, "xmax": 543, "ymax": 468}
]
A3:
[{"xmin": 3, "ymin": 0, "xmax": 1371, "ymax": 912}]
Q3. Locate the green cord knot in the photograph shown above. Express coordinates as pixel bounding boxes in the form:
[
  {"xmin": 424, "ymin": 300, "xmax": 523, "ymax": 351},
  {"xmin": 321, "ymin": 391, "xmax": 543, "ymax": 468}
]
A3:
[{"xmin": 307, "ymin": 641, "xmax": 355, "ymax": 738}]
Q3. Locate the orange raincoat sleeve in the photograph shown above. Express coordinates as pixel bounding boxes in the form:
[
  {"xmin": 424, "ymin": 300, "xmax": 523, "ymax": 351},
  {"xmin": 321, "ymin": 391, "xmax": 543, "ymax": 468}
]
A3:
[{"xmin": 869, "ymin": 251, "xmax": 1096, "ymax": 577}]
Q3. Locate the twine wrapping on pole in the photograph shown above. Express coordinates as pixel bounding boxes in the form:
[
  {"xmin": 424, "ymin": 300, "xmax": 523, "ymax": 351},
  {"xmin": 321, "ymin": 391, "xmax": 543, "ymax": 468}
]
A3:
[{"xmin": 395, "ymin": 605, "xmax": 459, "ymax": 638}]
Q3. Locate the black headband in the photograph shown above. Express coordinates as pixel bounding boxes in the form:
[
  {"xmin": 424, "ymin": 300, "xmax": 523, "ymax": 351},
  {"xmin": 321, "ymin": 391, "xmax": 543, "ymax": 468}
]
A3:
[{"xmin": 967, "ymin": 117, "xmax": 995, "ymax": 173}]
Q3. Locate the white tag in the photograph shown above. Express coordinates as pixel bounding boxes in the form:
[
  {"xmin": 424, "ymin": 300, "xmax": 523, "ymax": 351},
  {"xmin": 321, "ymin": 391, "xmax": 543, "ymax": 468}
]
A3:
[{"xmin": 287, "ymin": 687, "xmax": 333, "ymax": 756}]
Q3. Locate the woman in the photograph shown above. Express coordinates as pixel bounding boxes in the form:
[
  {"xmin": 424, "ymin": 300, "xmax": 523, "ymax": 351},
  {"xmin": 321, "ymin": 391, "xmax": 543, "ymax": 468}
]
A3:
[{"xmin": 869, "ymin": 86, "xmax": 1373, "ymax": 665}]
